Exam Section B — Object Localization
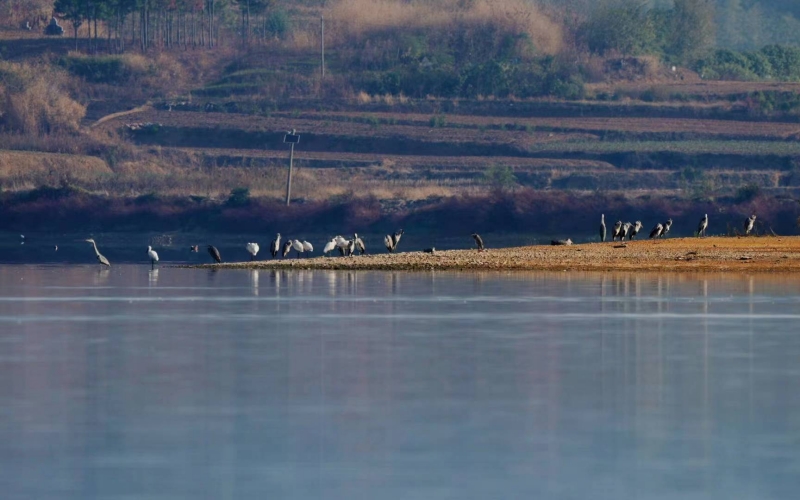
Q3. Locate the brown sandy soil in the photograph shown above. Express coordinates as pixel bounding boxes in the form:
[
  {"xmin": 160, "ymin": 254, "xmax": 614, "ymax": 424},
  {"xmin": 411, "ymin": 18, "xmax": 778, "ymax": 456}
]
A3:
[
  {"xmin": 114, "ymin": 109, "xmax": 800, "ymax": 140},
  {"xmin": 184, "ymin": 237, "xmax": 800, "ymax": 273},
  {"xmin": 168, "ymin": 147, "xmax": 615, "ymax": 170}
]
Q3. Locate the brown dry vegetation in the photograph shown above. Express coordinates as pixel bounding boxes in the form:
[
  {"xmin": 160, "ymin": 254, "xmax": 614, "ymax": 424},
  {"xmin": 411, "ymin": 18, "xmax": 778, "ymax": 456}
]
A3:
[
  {"xmin": 0, "ymin": 60, "xmax": 85, "ymax": 134},
  {"xmin": 328, "ymin": 0, "xmax": 563, "ymax": 55},
  {"xmin": 192, "ymin": 237, "xmax": 800, "ymax": 273}
]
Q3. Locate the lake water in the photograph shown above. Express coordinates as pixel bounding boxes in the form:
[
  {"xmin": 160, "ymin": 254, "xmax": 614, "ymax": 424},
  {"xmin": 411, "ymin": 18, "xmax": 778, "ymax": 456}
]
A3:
[{"xmin": 0, "ymin": 265, "xmax": 799, "ymax": 499}]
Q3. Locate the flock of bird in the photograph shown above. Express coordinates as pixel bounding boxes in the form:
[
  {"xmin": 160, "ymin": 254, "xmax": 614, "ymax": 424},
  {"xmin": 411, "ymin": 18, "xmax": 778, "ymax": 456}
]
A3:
[
  {"xmin": 598, "ymin": 213, "xmax": 756, "ymax": 243},
  {"xmin": 82, "ymin": 230, "xmax": 407, "ymax": 268},
  {"xmin": 78, "ymin": 213, "xmax": 760, "ymax": 268}
]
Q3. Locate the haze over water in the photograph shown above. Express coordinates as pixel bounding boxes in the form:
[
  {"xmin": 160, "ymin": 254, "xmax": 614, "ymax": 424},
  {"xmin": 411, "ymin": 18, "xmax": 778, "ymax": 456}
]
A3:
[{"xmin": 0, "ymin": 265, "xmax": 798, "ymax": 499}]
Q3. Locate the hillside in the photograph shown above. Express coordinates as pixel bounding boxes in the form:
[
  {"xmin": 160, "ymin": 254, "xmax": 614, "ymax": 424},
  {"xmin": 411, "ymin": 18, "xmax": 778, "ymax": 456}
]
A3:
[{"xmin": 2, "ymin": 0, "xmax": 800, "ymax": 236}]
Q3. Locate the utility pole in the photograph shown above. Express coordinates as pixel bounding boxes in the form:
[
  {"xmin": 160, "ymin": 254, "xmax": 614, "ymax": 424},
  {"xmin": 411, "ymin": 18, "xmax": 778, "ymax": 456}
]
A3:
[
  {"xmin": 320, "ymin": 15, "xmax": 325, "ymax": 79},
  {"xmin": 284, "ymin": 129, "xmax": 300, "ymax": 206}
]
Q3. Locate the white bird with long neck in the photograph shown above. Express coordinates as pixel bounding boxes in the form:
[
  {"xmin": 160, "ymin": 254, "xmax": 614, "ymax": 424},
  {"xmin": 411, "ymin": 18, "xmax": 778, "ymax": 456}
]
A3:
[
  {"xmin": 302, "ymin": 241, "xmax": 313, "ymax": 254},
  {"xmin": 147, "ymin": 246, "xmax": 159, "ymax": 268},
  {"xmin": 270, "ymin": 233, "xmax": 281, "ymax": 259},
  {"xmin": 85, "ymin": 239, "xmax": 110, "ymax": 267}
]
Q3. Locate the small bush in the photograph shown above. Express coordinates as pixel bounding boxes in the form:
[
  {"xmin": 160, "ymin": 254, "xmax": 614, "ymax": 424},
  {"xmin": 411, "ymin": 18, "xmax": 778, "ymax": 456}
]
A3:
[
  {"xmin": 735, "ymin": 183, "xmax": 761, "ymax": 203},
  {"xmin": 484, "ymin": 165, "xmax": 517, "ymax": 189},
  {"xmin": 226, "ymin": 187, "xmax": 251, "ymax": 207}
]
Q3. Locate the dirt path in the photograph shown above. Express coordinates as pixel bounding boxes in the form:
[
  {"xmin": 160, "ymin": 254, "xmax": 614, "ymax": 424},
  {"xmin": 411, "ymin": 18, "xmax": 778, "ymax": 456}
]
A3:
[
  {"xmin": 90, "ymin": 105, "xmax": 152, "ymax": 128},
  {"xmin": 181, "ymin": 237, "xmax": 800, "ymax": 273}
]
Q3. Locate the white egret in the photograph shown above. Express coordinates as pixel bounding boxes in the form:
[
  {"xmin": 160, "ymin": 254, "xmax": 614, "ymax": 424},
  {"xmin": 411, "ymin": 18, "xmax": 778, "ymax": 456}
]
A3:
[
  {"xmin": 302, "ymin": 240, "xmax": 313, "ymax": 255},
  {"xmin": 246, "ymin": 242, "xmax": 260, "ymax": 261},
  {"xmin": 147, "ymin": 245, "xmax": 159, "ymax": 268},
  {"xmin": 292, "ymin": 239, "xmax": 304, "ymax": 258},
  {"xmin": 323, "ymin": 238, "xmax": 337, "ymax": 256}
]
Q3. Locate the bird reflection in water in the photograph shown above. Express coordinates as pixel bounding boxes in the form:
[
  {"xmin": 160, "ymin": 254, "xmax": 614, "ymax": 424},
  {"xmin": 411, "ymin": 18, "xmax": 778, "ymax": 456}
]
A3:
[
  {"xmin": 93, "ymin": 268, "xmax": 110, "ymax": 285},
  {"xmin": 250, "ymin": 270, "xmax": 259, "ymax": 296},
  {"xmin": 148, "ymin": 268, "xmax": 159, "ymax": 286}
]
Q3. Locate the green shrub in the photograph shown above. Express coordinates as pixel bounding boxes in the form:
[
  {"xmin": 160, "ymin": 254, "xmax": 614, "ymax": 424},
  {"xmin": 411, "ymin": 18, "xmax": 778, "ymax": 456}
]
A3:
[
  {"xmin": 736, "ymin": 183, "xmax": 761, "ymax": 203},
  {"xmin": 226, "ymin": 187, "xmax": 251, "ymax": 207}
]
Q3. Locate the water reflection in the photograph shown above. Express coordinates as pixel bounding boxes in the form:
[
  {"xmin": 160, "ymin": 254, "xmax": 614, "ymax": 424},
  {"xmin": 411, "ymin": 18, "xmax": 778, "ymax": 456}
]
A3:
[{"xmin": 0, "ymin": 267, "xmax": 798, "ymax": 499}]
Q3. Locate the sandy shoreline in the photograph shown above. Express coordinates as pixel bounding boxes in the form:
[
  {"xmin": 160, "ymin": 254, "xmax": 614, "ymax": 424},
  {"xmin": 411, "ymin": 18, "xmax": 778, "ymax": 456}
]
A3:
[{"xmin": 178, "ymin": 237, "xmax": 800, "ymax": 273}]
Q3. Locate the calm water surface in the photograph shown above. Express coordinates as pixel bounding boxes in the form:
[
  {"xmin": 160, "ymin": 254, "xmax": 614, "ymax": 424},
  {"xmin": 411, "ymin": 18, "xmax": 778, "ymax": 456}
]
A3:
[{"xmin": 0, "ymin": 265, "xmax": 799, "ymax": 499}]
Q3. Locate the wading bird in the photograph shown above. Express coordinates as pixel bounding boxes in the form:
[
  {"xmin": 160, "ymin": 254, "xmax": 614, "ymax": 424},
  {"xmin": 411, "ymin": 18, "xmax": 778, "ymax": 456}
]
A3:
[
  {"xmin": 745, "ymin": 214, "xmax": 757, "ymax": 236},
  {"xmin": 85, "ymin": 239, "xmax": 110, "ymax": 267},
  {"xmin": 384, "ymin": 229, "xmax": 404, "ymax": 253},
  {"xmin": 612, "ymin": 221, "xmax": 623, "ymax": 241},
  {"xmin": 347, "ymin": 239, "xmax": 356, "ymax": 257},
  {"xmin": 354, "ymin": 234, "xmax": 366, "ymax": 255},
  {"xmin": 282, "ymin": 240, "xmax": 293, "ymax": 258},
  {"xmin": 335, "ymin": 235, "xmax": 350, "ymax": 256},
  {"xmin": 147, "ymin": 246, "xmax": 159, "ymax": 268},
  {"xmin": 621, "ymin": 222, "xmax": 632, "ymax": 240},
  {"xmin": 649, "ymin": 223, "xmax": 664, "ymax": 239},
  {"xmin": 292, "ymin": 239, "xmax": 304, "ymax": 258},
  {"xmin": 54, "ymin": 245, "xmax": 58, "ymax": 251},
  {"xmin": 270, "ymin": 233, "xmax": 281, "ymax": 259},
  {"xmin": 323, "ymin": 238, "xmax": 337, "ymax": 256},
  {"xmin": 697, "ymin": 214, "xmax": 709, "ymax": 237},
  {"xmin": 471, "ymin": 233, "xmax": 485, "ymax": 251},
  {"xmin": 207, "ymin": 245, "xmax": 222, "ymax": 263},
  {"xmin": 245, "ymin": 242, "xmax": 260, "ymax": 261},
  {"xmin": 190, "ymin": 245, "xmax": 199, "ymax": 252},
  {"xmin": 629, "ymin": 221, "xmax": 643, "ymax": 240},
  {"xmin": 600, "ymin": 214, "xmax": 606, "ymax": 242},
  {"xmin": 302, "ymin": 240, "xmax": 314, "ymax": 256},
  {"xmin": 663, "ymin": 219, "xmax": 673, "ymax": 237}
]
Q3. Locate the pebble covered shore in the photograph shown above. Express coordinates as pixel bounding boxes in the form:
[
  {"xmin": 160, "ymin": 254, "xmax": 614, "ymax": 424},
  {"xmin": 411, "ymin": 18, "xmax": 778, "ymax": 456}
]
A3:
[{"xmin": 181, "ymin": 236, "xmax": 800, "ymax": 272}]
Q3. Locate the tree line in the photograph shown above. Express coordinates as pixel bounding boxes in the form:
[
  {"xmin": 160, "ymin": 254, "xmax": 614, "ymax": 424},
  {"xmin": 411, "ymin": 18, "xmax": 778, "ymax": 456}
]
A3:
[{"xmin": 47, "ymin": 0, "xmax": 287, "ymax": 52}]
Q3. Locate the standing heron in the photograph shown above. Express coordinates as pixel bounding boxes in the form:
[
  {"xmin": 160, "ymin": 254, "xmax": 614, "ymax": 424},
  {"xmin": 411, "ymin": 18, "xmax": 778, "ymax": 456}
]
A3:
[
  {"xmin": 697, "ymin": 214, "xmax": 709, "ymax": 237},
  {"xmin": 612, "ymin": 221, "xmax": 623, "ymax": 241},
  {"xmin": 662, "ymin": 219, "xmax": 673, "ymax": 237},
  {"xmin": 649, "ymin": 223, "xmax": 664, "ymax": 239},
  {"xmin": 744, "ymin": 214, "xmax": 757, "ymax": 236},
  {"xmin": 282, "ymin": 240, "xmax": 293, "ymax": 258},
  {"xmin": 292, "ymin": 239, "xmax": 304, "ymax": 258},
  {"xmin": 85, "ymin": 239, "xmax": 110, "ymax": 267},
  {"xmin": 471, "ymin": 233, "xmax": 485, "ymax": 251},
  {"xmin": 323, "ymin": 237, "xmax": 337, "ymax": 257},
  {"xmin": 270, "ymin": 233, "xmax": 281, "ymax": 259},
  {"xmin": 384, "ymin": 229, "xmax": 404, "ymax": 253},
  {"xmin": 629, "ymin": 221, "xmax": 643, "ymax": 240},
  {"xmin": 354, "ymin": 234, "xmax": 366, "ymax": 255},
  {"xmin": 302, "ymin": 240, "xmax": 314, "ymax": 255},
  {"xmin": 384, "ymin": 235, "xmax": 393, "ymax": 253},
  {"xmin": 147, "ymin": 246, "xmax": 159, "ymax": 268},
  {"xmin": 245, "ymin": 242, "xmax": 260, "ymax": 261},
  {"xmin": 346, "ymin": 239, "xmax": 356, "ymax": 257},
  {"xmin": 621, "ymin": 222, "xmax": 632, "ymax": 240},
  {"xmin": 600, "ymin": 214, "xmax": 607, "ymax": 242},
  {"xmin": 207, "ymin": 245, "xmax": 222, "ymax": 263}
]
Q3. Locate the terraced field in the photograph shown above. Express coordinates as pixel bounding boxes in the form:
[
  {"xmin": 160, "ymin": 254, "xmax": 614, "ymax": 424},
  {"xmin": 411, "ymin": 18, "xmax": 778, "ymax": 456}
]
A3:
[{"xmin": 103, "ymin": 104, "xmax": 800, "ymax": 198}]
